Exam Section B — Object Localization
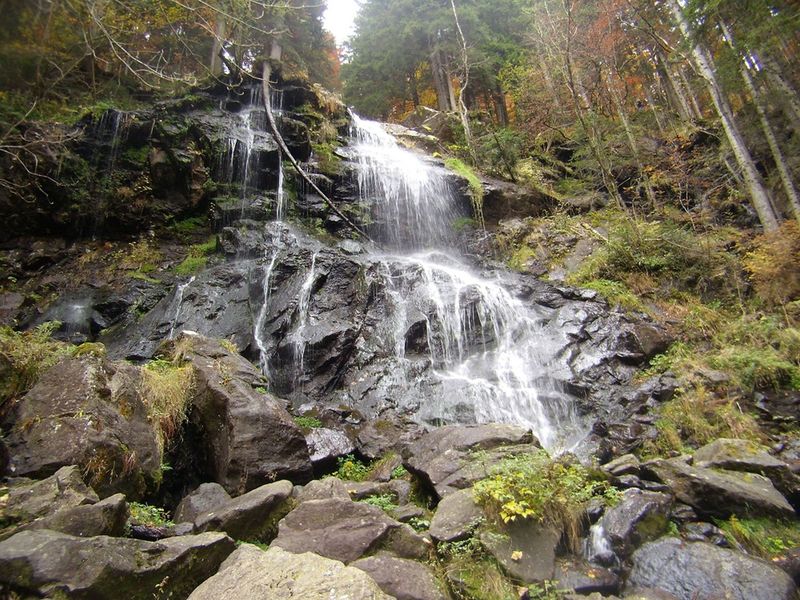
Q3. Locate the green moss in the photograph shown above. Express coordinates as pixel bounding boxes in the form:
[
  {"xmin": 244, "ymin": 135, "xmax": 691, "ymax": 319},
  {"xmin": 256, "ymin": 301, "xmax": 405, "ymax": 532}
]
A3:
[
  {"xmin": 580, "ymin": 279, "xmax": 645, "ymax": 312},
  {"xmin": 293, "ymin": 415, "xmax": 323, "ymax": 429},
  {"xmin": 445, "ymin": 157, "xmax": 484, "ymax": 226},
  {"xmin": 175, "ymin": 256, "xmax": 207, "ymax": 275},
  {"xmin": 507, "ymin": 246, "xmax": 537, "ymax": 272},
  {"xmin": 311, "ymin": 142, "xmax": 343, "ymax": 176},
  {"xmin": 170, "ymin": 216, "xmax": 208, "ymax": 236},
  {"xmin": 122, "ymin": 145, "xmax": 150, "ymax": 165}
]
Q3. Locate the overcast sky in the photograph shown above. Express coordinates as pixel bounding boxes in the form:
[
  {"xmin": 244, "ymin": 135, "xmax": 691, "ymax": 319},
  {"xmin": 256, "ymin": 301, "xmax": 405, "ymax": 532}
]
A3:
[{"xmin": 323, "ymin": 0, "xmax": 360, "ymax": 46}]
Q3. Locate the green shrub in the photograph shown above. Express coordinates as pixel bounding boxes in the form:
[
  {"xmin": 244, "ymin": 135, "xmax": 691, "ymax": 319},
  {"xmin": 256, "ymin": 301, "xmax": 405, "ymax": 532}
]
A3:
[
  {"xmin": 359, "ymin": 494, "xmax": 398, "ymax": 513},
  {"xmin": 294, "ymin": 415, "xmax": 323, "ymax": 429},
  {"xmin": 473, "ymin": 450, "xmax": 616, "ymax": 550},
  {"xmin": 333, "ymin": 454, "xmax": 370, "ymax": 482},
  {"xmin": 128, "ymin": 502, "xmax": 173, "ymax": 527},
  {"xmin": 580, "ymin": 279, "xmax": 645, "ymax": 312},
  {"xmin": 717, "ymin": 516, "xmax": 800, "ymax": 559},
  {"xmin": 175, "ymin": 256, "xmax": 207, "ymax": 275}
]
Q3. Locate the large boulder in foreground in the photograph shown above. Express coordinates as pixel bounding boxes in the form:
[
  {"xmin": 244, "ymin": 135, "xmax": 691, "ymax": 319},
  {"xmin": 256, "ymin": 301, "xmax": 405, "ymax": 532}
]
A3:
[
  {"xmin": 428, "ymin": 487, "xmax": 482, "ymax": 543},
  {"xmin": 175, "ymin": 333, "xmax": 313, "ymax": 492},
  {"xmin": 188, "ymin": 544, "xmax": 391, "ymax": 599},
  {"xmin": 0, "ymin": 530, "xmax": 235, "ymax": 599},
  {"xmin": 352, "ymin": 553, "xmax": 446, "ymax": 600},
  {"xmin": 627, "ymin": 537, "xmax": 797, "ymax": 600},
  {"xmin": 2, "ymin": 357, "xmax": 161, "ymax": 498},
  {"xmin": 272, "ymin": 497, "xmax": 427, "ymax": 563},
  {"xmin": 643, "ymin": 457, "xmax": 794, "ymax": 519}
]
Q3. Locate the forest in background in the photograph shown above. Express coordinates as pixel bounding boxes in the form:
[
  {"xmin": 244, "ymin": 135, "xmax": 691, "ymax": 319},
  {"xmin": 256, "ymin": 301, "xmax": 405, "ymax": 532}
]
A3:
[{"xmin": 0, "ymin": 0, "xmax": 799, "ymax": 460}]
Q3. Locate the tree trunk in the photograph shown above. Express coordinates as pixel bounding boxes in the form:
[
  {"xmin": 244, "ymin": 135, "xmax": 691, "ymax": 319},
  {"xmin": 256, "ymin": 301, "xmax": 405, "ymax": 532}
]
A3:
[
  {"xmin": 210, "ymin": 17, "xmax": 227, "ymax": 76},
  {"xmin": 430, "ymin": 47, "xmax": 452, "ymax": 112},
  {"xmin": 667, "ymin": 0, "xmax": 778, "ymax": 230},
  {"xmin": 494, "ymin": 82, "xmax": 509, "ymax": 127},
  {"xmin": 761, "ymin": 54, "xmax": 800, "ymax": 134},
  {"xmin": 449, "ymin": 0, "xmax": 477, "ymax": 166},
  {"xmin": 656, "ymin": 53, "xmax": 693, "ymax": 121},
  {"xmin": 721, "ymin": 22, "xmax": 800, "ymax": 222}
]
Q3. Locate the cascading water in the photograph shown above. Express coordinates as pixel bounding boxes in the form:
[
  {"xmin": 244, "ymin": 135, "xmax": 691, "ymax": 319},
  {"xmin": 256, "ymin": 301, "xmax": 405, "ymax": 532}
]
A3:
[
  {"xmin": 168, "ymin": 276, "xmax": 196, "ymax": 339},
  {"xmin": 293, "ymin": 251, "xmax": 318, "ymax": 384},
  {"xmin": 348, "ymin": 113, "xmax": 462, "ymax": 249},
  {"xmin": 346, "ymin": 117, "xmax": 586, "ymax": 451}
]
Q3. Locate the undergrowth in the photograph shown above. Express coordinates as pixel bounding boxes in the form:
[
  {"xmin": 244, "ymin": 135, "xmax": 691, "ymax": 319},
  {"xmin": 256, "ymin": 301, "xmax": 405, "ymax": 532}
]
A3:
[
  {"xmin": 445, "ymin": 157, "xmax": 485, "ymax": 228},
  {"xmin": 472, "ymin": 450, "xmax": 618, "ymax": 552},
  {"xmin": 128, "ymin": 502, "xmax": 173, "ymax": 528},
  {"xmin": 140, "ymin": 357, "xmax": 195, "ymax": 455},
  {"xmin": 717, "ymin": 516, "xmax": 800, "ymax": 559},
  {"xmin": 0, "ymin": 322, "xmax": 70, "ymax": 409}
]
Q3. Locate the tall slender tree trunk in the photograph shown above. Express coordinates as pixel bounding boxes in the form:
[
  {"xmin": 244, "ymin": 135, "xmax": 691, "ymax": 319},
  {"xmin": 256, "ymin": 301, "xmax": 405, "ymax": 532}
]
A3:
[
  {"xmin": 494, "ymin": 82, "xmax": 509, "ymax": 127},
  {"xmin": 677, "ymin": 68, "xmax": 704, "ymax": 119},
  {"xmin": 667, "ymin": 0, "xmax": 778, "ymax": 230},
  {"xmin": 720, "ymin": 22, "xmax": 800, "ymax": 222},
  {"xmin": 210, "ymin": 17, "xmax": 227, "ymax": 76},
  {"xmin": 430, "ymin": 47, "xmax": 452, "ymax": 112},
  {"xmin": 656, "ymin": 53, "xmax": 693, "ymax": 121},
  {"xmin": 761, "ymin": 55, "xmax": 800, "ymax": 134},
  {"xmin": 449, "ymin": 0, "xmax": 477, "ymax": 165}
]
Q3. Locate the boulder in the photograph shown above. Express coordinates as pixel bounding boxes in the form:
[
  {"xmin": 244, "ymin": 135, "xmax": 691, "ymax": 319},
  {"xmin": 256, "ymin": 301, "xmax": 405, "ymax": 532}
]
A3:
[
  {"xmin": 0, "ymin": 530, "xmax": 235, "ymax": 599},
  {"xmin": 627, "ymin": 537, "xmax": 797, "ymax": 600},
  {"xmin": 272, "ymin": 497, "xmax": 420, "ymax": 563},
  {"xmin": 479, "ymin": 520, "xmax": 560, "ymax": 583},
  {"xmin": 429, "ymin": 488, "xmax": 483, "ymax": 543},
  {"xmin": 643, "ymin": 458, "xmax": 795, "ymax": 519},
  {"xmin": 175, "ymin": 482, "xmax": 232, "ymax": 524},
  {"xmin": 3, "ymin": 466, "xmax": 98, "ymax": 524},
  {"xmin": 21, "ymin": 493, "xmax": 128, "ymax": 538},
  {"xmin": 296, "ymin": 477, "xmax": 351, "ymax": 502},
  {"xmin": 599, "ymin": 489, "xmax": 672, "ymax": 558},
  {"xmin": 306, "ymin": 428, "xmax": 356, "ymax": 468},
  {"xmin": 555, "ymin": 560, "xmax": 621, "ymax": 596},
  {"xmin": 693, "ymin": 438, "xmax": 800, "ymax": 505},
  {"xmin": 2, "ymin": 357, "xmax": 161, "ymax": 498},
  {"xmin": 179, "ymin": 333, "xmax": 313, "ymax": 491},
  {"xmin": 355, "ymin": 418, "xmax": 425, "ymax": 461},
  {"xmin": 193, "ymin": 480, "xmax": 293, "ymax": 540},
  {"xmin": 404, "ymin": 424, "xmax": 537, "ymax": 499},
  {"xmin": 352, "ymin": 553, "xmax": 446, "ymax": 600},
  {"xmin": 188, "ymin": 544, "xmax": 391, "ymax": 599},
  {"xmin": 603, "ymin": 454, "xmax": 641, "ymax": 478}
]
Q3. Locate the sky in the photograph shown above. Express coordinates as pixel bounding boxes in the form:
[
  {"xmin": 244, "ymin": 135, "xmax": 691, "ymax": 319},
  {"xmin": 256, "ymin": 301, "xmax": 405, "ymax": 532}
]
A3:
[{"xmin": 323, "ymin": 0, "xmax": 360, "ymax": 46}]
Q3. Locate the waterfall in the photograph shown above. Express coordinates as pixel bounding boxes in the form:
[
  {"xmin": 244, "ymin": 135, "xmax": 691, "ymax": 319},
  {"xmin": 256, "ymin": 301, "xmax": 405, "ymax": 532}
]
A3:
[
  {"xmin": 349, "ymin": 113, "xmax": 462, "ymax": 249},
  {"xmin": 293, "ymin": 251, "xmax": 318, "ymax": 383},
  {"xmin": 168, "ymin": 276, "xmax": 196, "ymax": 340},
  {"xmin": 254, "ymin": 236, "xmax": 281, "ymax": 376},
  {"xmin": 348, "ymin": 117, "xmax": 586, "ymax": 452}
]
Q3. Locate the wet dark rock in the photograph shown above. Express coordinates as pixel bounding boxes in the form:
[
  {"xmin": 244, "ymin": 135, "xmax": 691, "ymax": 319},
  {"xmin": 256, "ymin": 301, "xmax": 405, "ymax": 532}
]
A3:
[
  {"xmin": 599, "ymin": 489, "xmax": 672, "ymax": 558},
  {"xmin": 352, "ymin": 553, "xmax": 446, "ymax": 600},
  {"xmin": 394, "ymin": 504, "xmax": 426, "ymax": 523},
  {"xmin": 480, "ymin": 520, "xmax": 560, "ymax": 583},
  {"xmin": 306, "ymin": 427, "xmax": 356, "ymax": 469},
  {"xmin": 681, "ymin": 522, "xmax": 729, "ymax": 547},
  {"xmin": 428, "ymin": 488, "xmax": 482, "ymax": 543},
  {"xmin": 272, "ymin": 497, "xmax": 417, "ymax": 563},
  {"xmin": 0, "ymin": 529, "xmax": 235, "ymax": 599},
  {"xmin": 356, "ymin": 418, "xmax": 425, "ymax": 461},
  {"xmin": 627, "ymin": 537, "xmax": 797, "ymax": 600},
  {"xmin": 178, "ymin": 333, "xmax": 313, "ymax": 491},
  {"xmin": 193, "ymin": 480, "xmax": 293, "ymax": 540},
  {"xmin": 643, "ymin": 457, "xmax": 795, "ymax": 519},
  {"xmin": 188, "ymin": 544, "xmax": 391, "ymax": 599},
  {"xmin": 2, "ymin": 357, "xmax": 161, "ymax": 498},
  {"xmin": 174, "ymin": 482, "xmax": 232, "ymax": 524},
  {"xmin": 774, "ymin": 547, "xmax": 800, "ymax": 584},
  {"xmin": 555, "ymin": 560, "xmax": 621, "ymax": 595},
  {"xmin": 603, "ymin": 454, "xmax": 641, "ymax": 477}
]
